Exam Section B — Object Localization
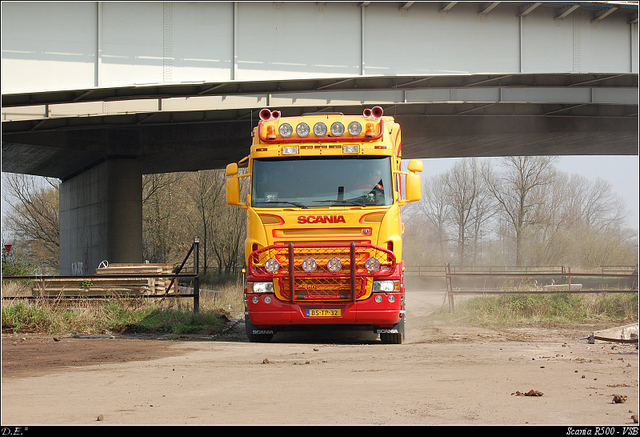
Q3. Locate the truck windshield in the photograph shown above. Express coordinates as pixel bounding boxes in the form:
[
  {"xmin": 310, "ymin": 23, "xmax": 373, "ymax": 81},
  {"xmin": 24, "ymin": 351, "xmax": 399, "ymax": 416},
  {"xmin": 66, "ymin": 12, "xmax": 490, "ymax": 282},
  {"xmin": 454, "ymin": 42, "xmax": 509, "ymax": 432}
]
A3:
[{"xmin": 252, "ymin": 156, "xmax": 393, "ymax": 208}]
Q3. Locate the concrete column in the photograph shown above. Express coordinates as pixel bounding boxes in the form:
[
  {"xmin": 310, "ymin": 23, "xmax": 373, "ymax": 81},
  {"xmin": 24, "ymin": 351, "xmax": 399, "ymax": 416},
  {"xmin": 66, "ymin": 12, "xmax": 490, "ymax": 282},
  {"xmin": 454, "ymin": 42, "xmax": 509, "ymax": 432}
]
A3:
[{"xmin": 59, "ymin": 159, "xmax": 142, "ymax": 275}]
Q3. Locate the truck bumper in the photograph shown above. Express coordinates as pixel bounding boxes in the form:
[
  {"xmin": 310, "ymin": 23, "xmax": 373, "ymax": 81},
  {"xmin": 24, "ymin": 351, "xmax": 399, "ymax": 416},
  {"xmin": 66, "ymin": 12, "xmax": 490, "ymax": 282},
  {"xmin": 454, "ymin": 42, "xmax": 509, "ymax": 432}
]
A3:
[{"xmin": 246, "ymin": 293, "xmax": 403, "ymax": 328}]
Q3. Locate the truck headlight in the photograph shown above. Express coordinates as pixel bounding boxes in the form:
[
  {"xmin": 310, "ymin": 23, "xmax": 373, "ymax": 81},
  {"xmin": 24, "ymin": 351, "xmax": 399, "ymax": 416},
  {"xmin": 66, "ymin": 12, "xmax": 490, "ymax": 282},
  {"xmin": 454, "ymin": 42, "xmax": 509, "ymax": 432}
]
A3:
[
  {"xmin": 249, "ymin": 282, "xmax": 274, "ymax": 293},
  {"xmin": 373, "ymin": 280, "xmax": 399, "ymax": 292}
]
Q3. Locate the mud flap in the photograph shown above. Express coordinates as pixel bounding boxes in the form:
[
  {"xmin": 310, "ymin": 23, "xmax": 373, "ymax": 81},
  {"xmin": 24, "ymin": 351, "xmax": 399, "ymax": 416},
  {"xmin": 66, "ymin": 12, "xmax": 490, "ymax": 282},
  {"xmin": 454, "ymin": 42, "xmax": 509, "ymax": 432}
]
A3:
[
  {"xmin": 245, "ymin": 315, "xmax": 276, "ymax": 342},
  {"xmin": 375, "ymin": 314, "xmax": 405, "ymax": 344}
]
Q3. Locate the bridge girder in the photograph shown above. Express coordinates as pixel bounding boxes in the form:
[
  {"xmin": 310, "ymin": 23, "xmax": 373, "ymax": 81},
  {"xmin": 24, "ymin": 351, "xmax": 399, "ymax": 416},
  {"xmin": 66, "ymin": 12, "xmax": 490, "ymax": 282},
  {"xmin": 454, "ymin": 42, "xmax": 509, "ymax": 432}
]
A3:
[{"xmin": 2, "ymin": 72, "xmax": 638, "ymax": 179}]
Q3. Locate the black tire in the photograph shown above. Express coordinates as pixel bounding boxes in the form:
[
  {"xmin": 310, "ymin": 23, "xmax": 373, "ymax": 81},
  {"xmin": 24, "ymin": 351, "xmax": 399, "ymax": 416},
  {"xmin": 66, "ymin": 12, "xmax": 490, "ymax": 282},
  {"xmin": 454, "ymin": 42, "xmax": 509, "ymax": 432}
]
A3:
[
  {"xmin": 245, "ymin": 316, "xmax": 274, "ymax": 343},
  {"xmin": 380, "ymin": 314, "xmax": 405, "ymax": 344}
]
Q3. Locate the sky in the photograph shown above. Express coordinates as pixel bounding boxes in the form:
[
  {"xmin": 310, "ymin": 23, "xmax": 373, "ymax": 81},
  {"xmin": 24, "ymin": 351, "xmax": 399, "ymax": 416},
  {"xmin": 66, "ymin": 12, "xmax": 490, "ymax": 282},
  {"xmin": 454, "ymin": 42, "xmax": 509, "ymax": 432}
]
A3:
[{"xmin": 417, "ymin": 155, "xmax": 639, "ymax": 231}]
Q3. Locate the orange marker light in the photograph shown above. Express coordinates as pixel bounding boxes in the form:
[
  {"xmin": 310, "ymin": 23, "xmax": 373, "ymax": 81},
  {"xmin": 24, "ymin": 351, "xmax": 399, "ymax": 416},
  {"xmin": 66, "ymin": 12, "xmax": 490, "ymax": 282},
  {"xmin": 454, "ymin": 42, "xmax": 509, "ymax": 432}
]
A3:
[
  {"xmin": 266, "ymin": 125, "xmax": 276, "ymax": 139},
  {"xmin": 365, "ymin": 123, "xmax": 374, "ymax": 137}
]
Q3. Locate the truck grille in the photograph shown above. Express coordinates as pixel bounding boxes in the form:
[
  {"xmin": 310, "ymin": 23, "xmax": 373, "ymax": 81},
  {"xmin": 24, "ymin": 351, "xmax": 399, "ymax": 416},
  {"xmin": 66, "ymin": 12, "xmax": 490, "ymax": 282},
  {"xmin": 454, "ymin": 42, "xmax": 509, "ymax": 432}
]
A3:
[{"xmin": 247, "ymin": 243, "xmax": 395, "ymax": 302}]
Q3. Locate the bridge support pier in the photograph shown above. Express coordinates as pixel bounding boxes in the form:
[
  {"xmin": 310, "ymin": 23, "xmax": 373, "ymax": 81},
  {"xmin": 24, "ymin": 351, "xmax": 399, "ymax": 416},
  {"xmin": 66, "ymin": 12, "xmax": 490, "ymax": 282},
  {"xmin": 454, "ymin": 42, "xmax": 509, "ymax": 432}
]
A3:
[{"xmin": 59, "ymin": 159, "xmax": 143, "ymax": 275}]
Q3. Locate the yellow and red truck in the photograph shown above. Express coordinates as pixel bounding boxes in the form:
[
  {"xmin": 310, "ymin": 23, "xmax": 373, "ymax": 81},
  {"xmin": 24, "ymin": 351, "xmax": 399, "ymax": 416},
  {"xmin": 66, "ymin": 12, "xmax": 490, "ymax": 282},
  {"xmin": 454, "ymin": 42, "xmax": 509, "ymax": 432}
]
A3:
[{"xmin": 226, "ymin": 107, "xmax": 422, "ymax": 343}]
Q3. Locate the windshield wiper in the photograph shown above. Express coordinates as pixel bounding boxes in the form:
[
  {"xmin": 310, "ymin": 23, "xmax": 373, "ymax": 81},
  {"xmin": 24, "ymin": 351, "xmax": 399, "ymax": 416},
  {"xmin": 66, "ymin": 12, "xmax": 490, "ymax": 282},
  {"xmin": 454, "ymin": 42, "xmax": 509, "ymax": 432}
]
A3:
[
  {"xmin": 313, "ymin": 200, "xmax": 365, "ymax": 207},
  {"xmin": 261, "ymin": 201, "xmax": 308, "ymax": 209}
]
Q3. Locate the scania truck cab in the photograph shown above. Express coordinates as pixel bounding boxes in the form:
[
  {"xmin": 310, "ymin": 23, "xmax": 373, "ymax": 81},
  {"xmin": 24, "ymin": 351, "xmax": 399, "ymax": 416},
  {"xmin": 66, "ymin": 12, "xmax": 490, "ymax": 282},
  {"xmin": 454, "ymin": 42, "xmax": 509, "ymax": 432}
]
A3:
[{"xmin": 226, "ymin": 107, "xmax": 422, "ymax": 343}]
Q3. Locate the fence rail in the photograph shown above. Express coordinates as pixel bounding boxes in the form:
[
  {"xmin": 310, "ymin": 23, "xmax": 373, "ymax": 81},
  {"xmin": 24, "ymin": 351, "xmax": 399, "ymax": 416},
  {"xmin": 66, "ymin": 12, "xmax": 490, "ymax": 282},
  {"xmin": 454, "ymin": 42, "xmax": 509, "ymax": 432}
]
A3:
[
  {"xmin": 443, "ymin": 263, "xmax": 638, "ymax": 312},
  {"xmin": 404, "ymin": 265, "xmax": 571, "ymax": 277},
  {"xmin": 2, "ymin": 238, "xmax": 202, "ymax": 313},
  {"xmin": 406, "ymin": 265, "xmax": 638, "ymax": 277}
]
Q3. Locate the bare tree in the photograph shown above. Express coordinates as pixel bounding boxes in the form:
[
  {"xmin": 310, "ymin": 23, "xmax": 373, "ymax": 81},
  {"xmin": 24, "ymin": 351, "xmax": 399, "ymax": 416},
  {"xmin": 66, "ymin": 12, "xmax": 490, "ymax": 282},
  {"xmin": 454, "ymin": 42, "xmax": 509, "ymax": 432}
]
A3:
[
  {"xmin": 444, "ymin": 158, "xmax": 495, "ymax": 266},
  {"xmin": 401, "ymin": 213, "xmax": 443, "ymax": 266},
  {"xmin": 211, "ymin": 198, "xmax": 246, "ymax": 274},
  {"xmin": 2, "ymin": 173, "xmax": 60, "ymax": 269},
  {"xmin": 581, "ymin": 177, "xmax": 627, "ymax": 230},
  {"xmin": 575, "ymin": 225, "xmax": 638, "ymax": 269},
  {"xmin": 142, "ymin": 172, "xmax": 190, "ymax": 264},
  {"xmin": 483, "ymin": 156, "xmax": 557, "ymax": 266},
  {"xmin": 143, "ymin": 172, "xmax": 179, "ymax": 204},
  {"xmin": 183, "ymin": 170, "xmax": 225, "ymax": 274},
  {"xmin": 551, "ymin": 173, "xmax": 631, "ymax": 268},
  {"xmin": 412, "ymin": 172, "xmax": 451, "ymax": 261},
  {"xmin": 469, "ymin": 161, "xmax": 497, "ymax": 265},
  {"xmin": 524, "ymin": 171, "xmax": 569, "ymax": 266},
  {"xmin": 210, "ymin": 168, "xmax": 248, "ymax": 273}
]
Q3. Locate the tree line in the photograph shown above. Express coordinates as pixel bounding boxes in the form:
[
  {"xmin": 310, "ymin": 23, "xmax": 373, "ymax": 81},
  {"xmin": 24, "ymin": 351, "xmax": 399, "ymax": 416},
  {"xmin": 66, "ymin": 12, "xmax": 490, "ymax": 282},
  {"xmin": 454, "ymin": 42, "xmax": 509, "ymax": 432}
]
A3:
[
  {"xmin": 2, "ymin": 170, "xmax": 246, "ymax": 275},
  {"xmin": 2, "ymin": 156, "xmax": 638, "ymax": 274},
  {"xmin": 403, "ymin": 156, "xmax": 638, "ymax": 269}
]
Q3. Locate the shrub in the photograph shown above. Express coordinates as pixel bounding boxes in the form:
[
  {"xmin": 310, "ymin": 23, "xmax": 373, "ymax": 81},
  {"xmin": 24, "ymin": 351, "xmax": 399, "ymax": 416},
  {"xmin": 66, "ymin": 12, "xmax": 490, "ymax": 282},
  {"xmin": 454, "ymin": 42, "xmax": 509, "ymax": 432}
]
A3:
[{"xmin": 458, "ymin": 292, "xmax": 637, "ymax": 326}]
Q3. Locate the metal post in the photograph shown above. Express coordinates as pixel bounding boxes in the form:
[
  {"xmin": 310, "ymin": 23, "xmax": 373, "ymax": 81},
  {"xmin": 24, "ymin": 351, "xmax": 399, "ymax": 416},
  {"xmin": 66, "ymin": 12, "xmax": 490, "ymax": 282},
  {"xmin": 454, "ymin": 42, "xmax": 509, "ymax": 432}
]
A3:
[
  {"xmin": 351, "ymin": 242, "xmax": 356, "ymax": 302},
  {"xmin": 289, "ymin": 243, "xmax": 295, "ymax": 304},
  {"xmin": 40, "ymin": 270, "xmax": 46, "ymax": 297},
  {"xmin": 194, "ymin": 237, "xmax": 200, "ymax": 314},
  {"xmin": 445, "ymin": 263, "xmax": 454, "ymax": 313},
  {"xmin": 166, "ymin": 243, "xmax": 194, "ymax": 293}
]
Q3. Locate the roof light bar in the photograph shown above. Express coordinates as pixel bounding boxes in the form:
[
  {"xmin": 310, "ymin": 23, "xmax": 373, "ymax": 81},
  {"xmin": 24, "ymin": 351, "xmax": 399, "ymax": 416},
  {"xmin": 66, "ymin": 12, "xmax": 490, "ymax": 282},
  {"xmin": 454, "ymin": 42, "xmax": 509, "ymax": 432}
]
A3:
[{"xmin": 256, "ymin": 108, "xmax": 385, "ymax": 143}]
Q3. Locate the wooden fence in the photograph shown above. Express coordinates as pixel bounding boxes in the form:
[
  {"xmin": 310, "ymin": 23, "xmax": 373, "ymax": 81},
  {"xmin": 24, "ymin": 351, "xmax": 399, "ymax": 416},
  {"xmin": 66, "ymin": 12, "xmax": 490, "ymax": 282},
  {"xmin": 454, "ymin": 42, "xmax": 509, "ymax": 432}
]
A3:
[
  {"xmin": 2, "ymin": 238, "xmax": 203, "ymax": 313},
  {"xmin": 441, "ymin": 263, "xmax": 638, "ymax": 312}
]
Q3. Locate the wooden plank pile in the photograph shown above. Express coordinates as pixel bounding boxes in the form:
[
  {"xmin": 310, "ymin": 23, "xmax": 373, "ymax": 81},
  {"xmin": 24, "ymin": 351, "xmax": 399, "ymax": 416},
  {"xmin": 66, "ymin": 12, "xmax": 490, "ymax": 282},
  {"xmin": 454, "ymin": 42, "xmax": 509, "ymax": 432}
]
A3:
[
  {"xmin": 96, "ymin": 263, "xmax": 177, "ymax": 295},
  {"xmin": 542, "ymin": 283, "xmax": 583, "ymax": 291},
  {"xmin": 32, "ymin": 263, "xmax": 177, "ymax": 296}
]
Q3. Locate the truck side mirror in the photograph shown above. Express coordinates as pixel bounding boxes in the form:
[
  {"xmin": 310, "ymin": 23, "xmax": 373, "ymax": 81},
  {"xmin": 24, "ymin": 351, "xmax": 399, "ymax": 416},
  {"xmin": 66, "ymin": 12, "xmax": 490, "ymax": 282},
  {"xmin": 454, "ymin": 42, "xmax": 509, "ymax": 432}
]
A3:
[
  {"xmin": 407, "ymin": 160, "xmax": 423, "ymax": 173},
  {"xmin": 404, "ymin": 159, "xmax": 422, "ymax": 203},
  {"xmin": 226, "ymin": 163, "xmax": 245, "ymax": 207},
  {"xmin": 226, "ymin": 163, "xmax": 238, "ymax": 176},
  {"xmin": 226, "ymin": 176, "xmax": 241, "ymax": 206}
]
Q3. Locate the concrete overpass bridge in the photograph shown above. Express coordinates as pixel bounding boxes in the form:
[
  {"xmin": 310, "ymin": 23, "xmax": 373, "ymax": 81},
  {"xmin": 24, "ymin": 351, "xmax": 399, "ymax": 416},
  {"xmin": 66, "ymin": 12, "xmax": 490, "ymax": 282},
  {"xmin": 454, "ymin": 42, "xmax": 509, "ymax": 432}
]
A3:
[{"xmin": 2, "ymin": 2, "xmax": 638, "ymax": 274}]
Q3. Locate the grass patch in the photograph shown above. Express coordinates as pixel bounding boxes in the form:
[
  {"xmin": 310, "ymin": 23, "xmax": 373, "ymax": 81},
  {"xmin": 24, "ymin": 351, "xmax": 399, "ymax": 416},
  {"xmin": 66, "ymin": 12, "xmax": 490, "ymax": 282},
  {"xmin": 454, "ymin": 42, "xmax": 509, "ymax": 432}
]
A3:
[
  {"xmin": 2, "ymin": 282, "xmax": 244, "ymax": 336},
  {"xmin": 118, "ymin": 306, "xmax": 228, "ymax": 335},
  {"xmin": 444, "ymin": 292, "xmax": 638, "ymax": 327}
]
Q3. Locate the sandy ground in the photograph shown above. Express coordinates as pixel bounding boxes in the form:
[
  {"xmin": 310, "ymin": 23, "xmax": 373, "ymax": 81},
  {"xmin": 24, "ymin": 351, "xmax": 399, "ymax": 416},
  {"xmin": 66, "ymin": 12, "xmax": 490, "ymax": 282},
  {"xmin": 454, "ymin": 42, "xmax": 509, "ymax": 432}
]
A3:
[{"xmin": 2, "ymin": 278, "xmax": 638, "ymax": 426}]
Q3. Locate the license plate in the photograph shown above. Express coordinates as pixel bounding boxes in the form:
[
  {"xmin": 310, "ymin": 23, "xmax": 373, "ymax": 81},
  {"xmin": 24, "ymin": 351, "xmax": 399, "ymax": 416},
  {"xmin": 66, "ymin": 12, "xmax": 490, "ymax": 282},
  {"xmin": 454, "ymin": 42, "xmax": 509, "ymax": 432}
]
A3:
[{"xmin": 306, "ymin": 309, "xmax": 341, "ymax": 317}]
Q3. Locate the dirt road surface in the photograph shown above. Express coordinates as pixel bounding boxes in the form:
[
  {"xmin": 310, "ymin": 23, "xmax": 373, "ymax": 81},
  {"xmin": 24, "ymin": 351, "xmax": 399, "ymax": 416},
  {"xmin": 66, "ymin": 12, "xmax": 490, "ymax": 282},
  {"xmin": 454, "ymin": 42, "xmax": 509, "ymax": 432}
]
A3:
[{"xmin": 2, "ymin": 278, "xmax": 638, "ymax": 426}]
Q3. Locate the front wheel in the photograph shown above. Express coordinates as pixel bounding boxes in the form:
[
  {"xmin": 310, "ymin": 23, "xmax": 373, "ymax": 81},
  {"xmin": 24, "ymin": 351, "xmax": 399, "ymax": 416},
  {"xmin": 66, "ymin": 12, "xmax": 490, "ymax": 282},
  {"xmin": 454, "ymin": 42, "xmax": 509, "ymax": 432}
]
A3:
[{"xmin": 379, "ymin": 314, "xmax": 405, "ymax": 344}]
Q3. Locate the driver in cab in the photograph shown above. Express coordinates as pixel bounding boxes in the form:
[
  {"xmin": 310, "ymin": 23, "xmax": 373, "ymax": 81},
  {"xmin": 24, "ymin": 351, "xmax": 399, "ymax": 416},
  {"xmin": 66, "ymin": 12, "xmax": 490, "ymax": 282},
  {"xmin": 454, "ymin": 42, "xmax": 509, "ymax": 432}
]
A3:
[{"xmin": 355, "ymin": 169, "xmax": 384, "ymax": 193}]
